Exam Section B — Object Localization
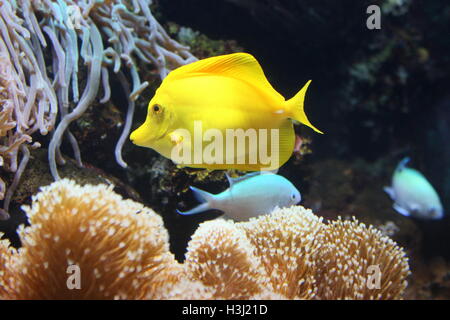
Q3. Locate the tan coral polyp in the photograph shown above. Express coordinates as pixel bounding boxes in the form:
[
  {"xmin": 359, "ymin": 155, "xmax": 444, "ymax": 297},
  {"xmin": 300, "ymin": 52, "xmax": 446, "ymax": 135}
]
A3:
[{"xmin": 0, "ymin": 179, "xmax": 178, "ymax": 299}]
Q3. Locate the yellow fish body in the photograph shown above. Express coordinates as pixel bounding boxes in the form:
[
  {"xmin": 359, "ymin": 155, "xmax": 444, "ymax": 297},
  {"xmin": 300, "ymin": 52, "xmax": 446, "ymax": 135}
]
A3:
[{"xmin": 130, "ymin": 53, "xmax": 322, "ymax": 171}]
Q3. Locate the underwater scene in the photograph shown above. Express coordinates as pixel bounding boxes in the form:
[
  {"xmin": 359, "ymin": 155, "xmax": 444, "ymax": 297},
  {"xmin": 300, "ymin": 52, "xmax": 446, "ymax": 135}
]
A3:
[{"xmin": 0, "ymin": 0, "xmax": 449, "ymax": 301}]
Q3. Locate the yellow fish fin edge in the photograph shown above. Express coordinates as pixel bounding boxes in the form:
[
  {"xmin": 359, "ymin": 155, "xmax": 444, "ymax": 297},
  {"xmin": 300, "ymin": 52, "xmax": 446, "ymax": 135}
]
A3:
[
  {"xmin": 285, "ymin": 80, "xmax": 323, "ymax": 134},
  {"xmin": 274, "ymin": 120, "xmax": 296, "ymax": 170},
  {"xmin": 166, "ymin": 52, "xmax": 284, "ymax": 101}
]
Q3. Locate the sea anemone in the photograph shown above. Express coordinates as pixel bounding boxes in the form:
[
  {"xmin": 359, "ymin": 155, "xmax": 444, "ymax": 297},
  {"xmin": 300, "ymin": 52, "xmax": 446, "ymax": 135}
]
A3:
[
  {"xmin": 316, "ymin": 217, "xmax": 410, "ymax": 299},
  {"xmin": 184, "ymin": 219, "xmax": 271, "ymax": 299},
  {"xmin": 0, "ymin": 0, "xmax": 196, "ymax": 213},
  {"xmin": 181, "ymin": 206, "xmax": 409, "ymax": 299},
  {"xmin": 151, "ymin": 278, "xmax": 215, "ymax": 300},
  {"xmin": 0, "ymin": 237, "xmax": 16, "ymax": 297},
  {"xmin": 183, "ymin": 206, "xmax": 410, "ymax": 300},
  {"xmin": 0, "ymin": 179, "xmax": 178, "ymax": 299},
  {"xmin": 238, "ymin": 206, "xmax": 324, "ymax": 299},
  {"xmin": 0, "ymin": 180, "xmax": 410, "ymax": 300}
]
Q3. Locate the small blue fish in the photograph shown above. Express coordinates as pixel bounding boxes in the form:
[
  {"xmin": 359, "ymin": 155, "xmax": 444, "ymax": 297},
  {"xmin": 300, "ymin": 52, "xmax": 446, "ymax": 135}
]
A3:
[
  {"xmin": 178, "ymin": 172, "xmax": 301, "ymax": 221},
  {"xmin": 384, "ymin": 157, "xmax": 444, "ymax": 220}
]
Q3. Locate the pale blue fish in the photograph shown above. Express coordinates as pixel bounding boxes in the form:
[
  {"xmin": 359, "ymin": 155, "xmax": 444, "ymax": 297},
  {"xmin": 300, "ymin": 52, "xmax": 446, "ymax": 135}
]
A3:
[
  {"xmin": 384, "ymin": 157, "xmax": 444, "ymax": 219},
  {"xmin": 177, "ymin": 172, "xmax": 301, "ymax": 221}
]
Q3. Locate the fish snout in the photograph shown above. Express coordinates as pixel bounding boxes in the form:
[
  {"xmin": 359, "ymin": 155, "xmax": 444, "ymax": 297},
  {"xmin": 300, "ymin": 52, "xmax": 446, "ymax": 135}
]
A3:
[
  {"xmin": 129, "ymin": 129, "xmax": 138, "ymax": 144},
  {"xmin": 130, "ymin": 124, "xmax": 150, "ymax": 147}
]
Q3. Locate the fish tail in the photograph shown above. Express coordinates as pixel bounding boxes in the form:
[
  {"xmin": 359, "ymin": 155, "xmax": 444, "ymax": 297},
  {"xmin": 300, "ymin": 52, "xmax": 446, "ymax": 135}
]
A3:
[
  {"xmin": 190, "ymin": 186, "xmax": 215, "ymax": 203},
  {"xmin": 285, "ymin": 80, "xmax": 323, "ymax": 134},
  {"xmin": 176, "ymin": 186, "xmax": 215, "ymax": 216}
]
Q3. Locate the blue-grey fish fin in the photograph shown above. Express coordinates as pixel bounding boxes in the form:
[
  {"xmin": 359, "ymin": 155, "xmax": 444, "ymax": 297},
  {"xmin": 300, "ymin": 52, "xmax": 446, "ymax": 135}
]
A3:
[
  {"xmin": 177, "ymin": 203, "xmax": 211, "ymax": 216},
  {"xmin": 393, "ymin": 203, "xmax": 411, "ymax": 217},
  {"xmin": 190, "ymin": 186, "xmax": 215, "ymax": 203},
  {"xmin": 225, "ymin": 171, "xmax": 264, "ymax": 188},
  {"xmin": 396, "ymin": 157, "xmax": 411, "ymax": 172},
  {"xmin": 383, "ymin": 186, "xmax": 395, "ymax": 200},
  {"xmin": 177, "ymin": 186, "xmax": 216, "ymax": 216},
  {"xmin": 225, "ymin": 173, "xmax": 235, "ymax": 187},
  {"xmin": 259, "ymin": 169, "xmax": 278, "ymax": 175}
]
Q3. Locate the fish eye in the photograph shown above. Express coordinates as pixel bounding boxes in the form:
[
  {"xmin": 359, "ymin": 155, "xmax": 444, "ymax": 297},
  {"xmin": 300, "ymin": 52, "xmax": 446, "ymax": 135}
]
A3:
[
  {"xmin": 292, "ymin": 193, "xmax": 296, "ymax": 200},
  {"xmin": 152, "ymin": 104, "xmax": 162, "ymax": 113}
]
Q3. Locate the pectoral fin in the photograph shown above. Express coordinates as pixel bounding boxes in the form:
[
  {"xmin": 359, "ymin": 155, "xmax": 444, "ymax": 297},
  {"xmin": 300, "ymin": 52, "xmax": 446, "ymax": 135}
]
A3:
[{"xmin": 169, "ymin": 131, "xmax": 185, "ymax": 146}]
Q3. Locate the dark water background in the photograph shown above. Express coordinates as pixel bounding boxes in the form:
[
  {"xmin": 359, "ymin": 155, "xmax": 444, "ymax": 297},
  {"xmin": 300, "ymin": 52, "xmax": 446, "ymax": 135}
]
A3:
[
  {"xmin": 157, "ymin": 0, "xmax": 450, "ymax": 253},
  {"xmin": 1, "ymin": 0, "xmax": 449, "ymax": 299}
]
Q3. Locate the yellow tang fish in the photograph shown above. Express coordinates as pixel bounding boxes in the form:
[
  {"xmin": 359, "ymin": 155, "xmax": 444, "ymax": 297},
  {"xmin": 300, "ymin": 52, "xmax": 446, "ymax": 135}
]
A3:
[{"xmin": 130, "ymin": 52, "xmax": 322, "ymax": 171}]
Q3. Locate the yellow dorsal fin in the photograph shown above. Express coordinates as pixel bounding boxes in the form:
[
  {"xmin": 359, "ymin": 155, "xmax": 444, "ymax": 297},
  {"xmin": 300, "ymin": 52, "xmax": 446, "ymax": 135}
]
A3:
[{"xmin": 166, "ymin": 52, "xmax": 283, "ymax": 100}]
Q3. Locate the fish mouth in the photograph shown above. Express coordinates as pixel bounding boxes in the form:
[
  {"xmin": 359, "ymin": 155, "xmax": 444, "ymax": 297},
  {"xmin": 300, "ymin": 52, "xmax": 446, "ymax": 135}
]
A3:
[
  {"xmin": 130, "ymin": 125, "xmax": 150, "ymax": 146},
  {"xmin": 130, "ymin": 125, "xmax": 168, "ymax": 147}
]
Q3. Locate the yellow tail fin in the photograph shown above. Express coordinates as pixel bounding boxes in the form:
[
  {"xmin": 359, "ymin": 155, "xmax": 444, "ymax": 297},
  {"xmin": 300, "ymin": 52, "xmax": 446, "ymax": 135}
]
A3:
[{"xmin": 285, "ymin": 80, "xmax": 323, "ymax": 134}]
